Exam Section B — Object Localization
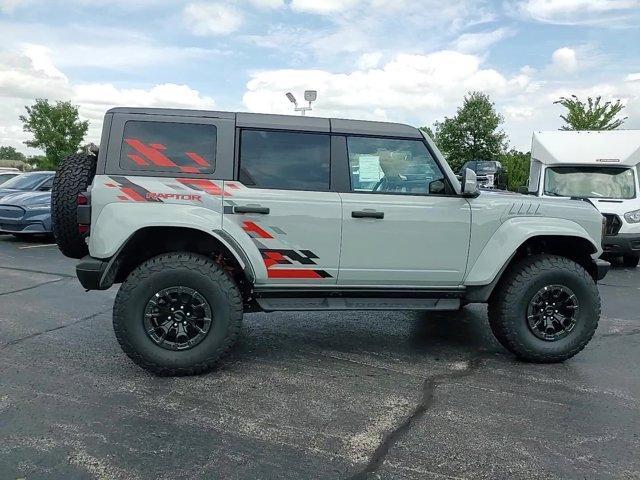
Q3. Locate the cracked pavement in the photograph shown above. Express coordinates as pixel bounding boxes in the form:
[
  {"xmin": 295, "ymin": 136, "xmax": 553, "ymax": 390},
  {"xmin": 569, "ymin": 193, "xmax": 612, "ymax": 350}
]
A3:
[{"xmin": 1, "ymin": 234, "xmax": 639, "ymax": 479}]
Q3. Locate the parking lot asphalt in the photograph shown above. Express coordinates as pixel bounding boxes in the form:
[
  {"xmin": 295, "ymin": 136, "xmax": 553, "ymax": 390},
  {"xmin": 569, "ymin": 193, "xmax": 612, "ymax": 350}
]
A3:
[{"xmin": 0, "ymin": 234, "xmax": 639, "ymax": 480}]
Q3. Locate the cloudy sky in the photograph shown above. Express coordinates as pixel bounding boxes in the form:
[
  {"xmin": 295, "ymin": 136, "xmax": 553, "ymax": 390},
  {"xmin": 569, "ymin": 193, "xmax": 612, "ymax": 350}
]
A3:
[{"xmin": 1, "ymin": 0, "xmax": 639, "ymax": 154}]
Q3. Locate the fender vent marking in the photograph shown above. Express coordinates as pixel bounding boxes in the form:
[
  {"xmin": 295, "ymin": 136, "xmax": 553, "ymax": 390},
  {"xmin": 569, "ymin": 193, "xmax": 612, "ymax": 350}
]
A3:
[{"xmin": 508, "ymin": 202, "xmax": 542, "ymax": 216}]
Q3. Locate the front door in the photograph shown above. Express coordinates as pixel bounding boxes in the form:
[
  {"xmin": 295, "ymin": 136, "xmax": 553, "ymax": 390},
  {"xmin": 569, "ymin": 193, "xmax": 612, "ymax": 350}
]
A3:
[{"xmin": 338, "ymin": 136, "xmax": 471, "ymax": 287}]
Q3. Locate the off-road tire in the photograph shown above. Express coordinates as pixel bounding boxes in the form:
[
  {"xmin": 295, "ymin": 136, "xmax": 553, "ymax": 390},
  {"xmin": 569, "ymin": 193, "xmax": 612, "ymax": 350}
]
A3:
[
  {"xmin": 623, "ymin": 255, "xmax": 639, "ymax": 268},
  {"xmin": 488, "ymin": 254, "xmax": 600, "ymax": 363},
  {"xmin": 51, "ymin": 153, "xmax": 96, "ymax": 259},
  {"xmin": 113, "ymin": 252, "xmax": 243, "ymax": 376}
]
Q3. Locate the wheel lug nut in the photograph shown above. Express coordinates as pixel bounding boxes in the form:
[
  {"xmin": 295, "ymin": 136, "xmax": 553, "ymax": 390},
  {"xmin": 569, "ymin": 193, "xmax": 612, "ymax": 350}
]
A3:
[
  {"xmin": 173, "ymin": 323, "xmax": 177, "ymax": 327},
  {"xmin": 183, "ymin": 321, "xmax": 187, "ymax": 325}
]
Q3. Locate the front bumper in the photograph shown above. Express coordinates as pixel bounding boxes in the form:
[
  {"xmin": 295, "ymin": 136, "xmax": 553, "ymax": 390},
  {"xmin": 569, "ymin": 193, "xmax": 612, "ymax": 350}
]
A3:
[
  {"xmin": 0, "ymin": 207, "xmax": 52, "ymax": 234},
  {"xmin": 594, "ymin": 259, "xmax": 610, "ymax": 282},
  {"xmin": 603, "ymin": 233, "xmax": 640, "ymax": 257}
]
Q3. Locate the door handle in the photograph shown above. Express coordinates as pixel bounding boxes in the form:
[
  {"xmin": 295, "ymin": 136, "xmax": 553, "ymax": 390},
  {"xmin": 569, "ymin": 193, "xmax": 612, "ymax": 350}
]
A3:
[
  {"xmin": 233, "ymin": 205, "xmax": 270, "ymax": 215},
  {"xmin": 352, "ymin": 210, "xmax": 384, "ymax": 219}
]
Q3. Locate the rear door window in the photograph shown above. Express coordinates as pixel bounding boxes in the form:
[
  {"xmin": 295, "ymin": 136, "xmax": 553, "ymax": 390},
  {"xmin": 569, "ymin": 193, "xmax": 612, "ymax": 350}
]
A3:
[
  {"xmin": 119, "ymin": 121, "xmax": 216, "ymax": 174},
  {"xmin": 239, "ymin": 130, "xmax": 330, "ymax": 191}
]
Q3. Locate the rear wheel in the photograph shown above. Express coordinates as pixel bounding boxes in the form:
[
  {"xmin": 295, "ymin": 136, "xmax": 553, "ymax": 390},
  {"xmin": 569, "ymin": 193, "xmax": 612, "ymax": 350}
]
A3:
[
  {"xmin": 51, "ymin": 153, "xmax": 96, "ymax": 259},
  {"xmin": 113, "ymin": 252, "xmax": 243, "ymax": 376},
  {"xmin": 623, "ymin": 255, "xmax": 639, "ymax": 268},
  {"xmin": 488, "ymin": 254, "xmax": 600, "ymax": 363}
]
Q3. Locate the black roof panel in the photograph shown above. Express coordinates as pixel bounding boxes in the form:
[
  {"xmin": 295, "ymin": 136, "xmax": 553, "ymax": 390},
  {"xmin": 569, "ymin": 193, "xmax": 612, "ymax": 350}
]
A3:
[{"xmin": 107, "ymin": 108, "xmax": 421, "ymax": 138}]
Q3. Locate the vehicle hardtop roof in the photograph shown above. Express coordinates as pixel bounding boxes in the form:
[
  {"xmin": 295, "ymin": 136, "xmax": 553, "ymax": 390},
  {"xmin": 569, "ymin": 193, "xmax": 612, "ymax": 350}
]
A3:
[
  {"xmin": 107, "ymin": 107, "xmax": 422, "ymax": 139},
  {"xmin": 532, "ymin": 130, "xmax": 640, "ymax": 168}
]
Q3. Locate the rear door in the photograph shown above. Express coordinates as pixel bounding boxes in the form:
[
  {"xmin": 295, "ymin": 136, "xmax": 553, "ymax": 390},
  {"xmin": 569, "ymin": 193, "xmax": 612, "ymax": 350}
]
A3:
[
  {"xmin": 223, "ymin": 128, "xmax": 342, "ymax": 285},
  {"xmin": 337, "ymin": 135, "xmax": 471, "ymax": 287}
]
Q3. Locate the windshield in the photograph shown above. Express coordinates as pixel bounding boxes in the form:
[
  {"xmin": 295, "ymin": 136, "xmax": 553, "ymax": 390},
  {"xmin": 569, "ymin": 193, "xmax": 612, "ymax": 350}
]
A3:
[
  {"xmin": 544, "ymin": 167, "xmax": 636, "ymax": 199},
  {"xmin": 0, "ymin": 172, "xmax": 51, "ymax": 191}
]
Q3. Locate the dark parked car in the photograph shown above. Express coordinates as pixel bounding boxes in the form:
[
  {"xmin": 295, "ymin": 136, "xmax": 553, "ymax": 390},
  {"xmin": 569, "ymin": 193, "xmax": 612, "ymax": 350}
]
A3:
[
  {"xmin": 0, "ymin": 172, "xmax": 19, "ymax": 185},
  {"xmin": 0, "ymin": 171, "xmax": 55, "ymax": 199},
  {"xmin": 0, "ymin": 191, "xmax": 53, "ymax": 237},
  {"xmin": 0, "ymin": 172, "xmax": 54, "ymax": 238},
  {"xmin": 459, "ymin": 160, "xmax": 507, "ymax": 190}
]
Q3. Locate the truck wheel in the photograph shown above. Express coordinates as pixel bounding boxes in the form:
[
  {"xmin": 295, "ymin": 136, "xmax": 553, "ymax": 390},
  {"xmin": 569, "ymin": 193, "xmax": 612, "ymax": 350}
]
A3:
[
  {"xmin": 113, "ymin": 252, "xmax": 243, "ymax": 376},
  {"xmin": 51, "ymin": 153, "xmax": 96, "ymax": 259},
  {"xmin": 488, "ymin": 254, "xmax": 600, "ymax": 363},
  {"xmin": 623, "ymin": 255, "xmax": 639, "ymax": 268}
]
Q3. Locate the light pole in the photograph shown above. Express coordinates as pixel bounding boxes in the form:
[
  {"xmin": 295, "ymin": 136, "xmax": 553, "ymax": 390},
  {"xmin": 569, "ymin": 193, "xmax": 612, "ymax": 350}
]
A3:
[{"xmin": 286, "ymin": 90, "xmax": 317, "ymax": 116}]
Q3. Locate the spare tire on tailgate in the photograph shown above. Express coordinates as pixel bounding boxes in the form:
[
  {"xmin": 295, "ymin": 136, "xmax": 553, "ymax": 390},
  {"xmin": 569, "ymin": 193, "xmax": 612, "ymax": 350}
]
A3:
[{"xmin": 52, "ymin": 153, "xmax": 96, "ymax": 259}]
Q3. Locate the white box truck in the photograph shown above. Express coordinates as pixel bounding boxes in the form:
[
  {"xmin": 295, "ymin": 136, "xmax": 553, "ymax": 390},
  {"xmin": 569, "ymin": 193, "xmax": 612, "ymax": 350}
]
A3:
[{"xmin": 529, "ymin": 130, "xmax": 640, "ymax": 267}]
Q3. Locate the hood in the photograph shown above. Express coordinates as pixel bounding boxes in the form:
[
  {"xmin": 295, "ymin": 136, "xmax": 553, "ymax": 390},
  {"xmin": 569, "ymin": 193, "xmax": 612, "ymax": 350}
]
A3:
[
  {"xmin": 0, "ymin": 188, "xmax": 20, "ymax": 200},
  {"xmin": 0, "ymin": 191, "xmax": 51, "ymax": 206}
]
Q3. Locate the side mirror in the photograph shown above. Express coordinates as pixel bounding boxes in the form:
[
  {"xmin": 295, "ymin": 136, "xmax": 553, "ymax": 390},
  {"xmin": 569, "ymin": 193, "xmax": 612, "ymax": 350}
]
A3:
[{"xmin": 461, "ymin": 168, "xmax": 479, "ymax": 197}]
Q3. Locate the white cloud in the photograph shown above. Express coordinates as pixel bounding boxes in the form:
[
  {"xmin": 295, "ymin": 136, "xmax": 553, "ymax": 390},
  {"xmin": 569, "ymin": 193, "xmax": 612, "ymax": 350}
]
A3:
[
  {"xmin": 242, "ymin": 48, "xmax": 640, "ymax": 151},
  {"xmin": 243, "ymin": 50, "xmax": 531, "ymax": 120},
  {"xmin": 248, "ymin": 0, "xmax": 285, "ymax": 8},
  {"xmin": 0, "ymin": 47, "xmax": 216, "ymax": 153},
  {"xmin": 356, "ymin": 52, "xmax": 383, "ymax": 70},
  {"xmin": 290, "ymin": 0, "xmax": 360, "ymax": 14},
  {"xmin": 517, "ymin": 0, "xmax": 640, "ymax": 25},
  {"xmin": 452, "ymin": 28, "xmax": 516, "ymax": 54},
  {"xmin": 551, "ymin": 47, "xmax": 578, "ymax": 73},
  {"xmin": 183, "ymin": 2, "xmax": 243, "ymax": 36}
]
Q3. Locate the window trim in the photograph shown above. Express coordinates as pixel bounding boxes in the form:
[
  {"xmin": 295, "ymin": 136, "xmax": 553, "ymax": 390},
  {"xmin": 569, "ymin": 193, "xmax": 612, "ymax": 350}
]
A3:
[
  {"xmin": 343, "ymin": 134, "xmax": 456, "ymax": 197},
  {"xmin": 236, "ymin": 127, "xmax": 333, "ymax": 192},
  {"xmin": 105, "ymin": 113, "xmax": 234, "ymax": 180}
]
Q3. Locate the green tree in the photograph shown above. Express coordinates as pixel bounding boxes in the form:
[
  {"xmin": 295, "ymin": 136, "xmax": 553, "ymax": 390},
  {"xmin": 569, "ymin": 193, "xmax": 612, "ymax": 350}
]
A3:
[
  {"xmin": 0, "ymin": 145, "xmax": 27, "ymax": 162},
  {"xmin": 499, "ymin": 149, "xmax": 531, "ymax": 192},
  {"xmin": 19, "ymin": 99, "xmax": 89, "ymax": 170},
  {"xmin": 554, "ymin": 95, "xmax": 627, "ymax": 131},
  {"xmin": 429, "ymin": 91, "xmax": 507, "ymax": 171}
]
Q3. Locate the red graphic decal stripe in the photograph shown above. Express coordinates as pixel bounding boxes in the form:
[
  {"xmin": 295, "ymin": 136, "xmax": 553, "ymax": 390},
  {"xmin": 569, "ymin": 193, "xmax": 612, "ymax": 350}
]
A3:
[
  {"xmin": 128, "ymin": 154, "xmax": 148, "ymax": 166},
  {"xmin": 186, "ymin": 152, "xmax": 211, "ymax": 167},
  {"xmin": 177, "ymin": 178, "xmax": 228, "ymax": 196},
  {"xmin": 125, "ymin": 139, "xmax": 177, "ymax": 167},
  {"xmin": 179, "ymin": 166, "xmax": 200, "ymax": 174},
  {"xmin": 242, "ymin": 221, "xmax": 273, "ymax": 239},
  {"xmin": 267, "ymin": 269, "xmax": 323, "ymax": 279},
  {"xmin": 120, "ymin": 187, "xmax": 146, "ymax": 202}
]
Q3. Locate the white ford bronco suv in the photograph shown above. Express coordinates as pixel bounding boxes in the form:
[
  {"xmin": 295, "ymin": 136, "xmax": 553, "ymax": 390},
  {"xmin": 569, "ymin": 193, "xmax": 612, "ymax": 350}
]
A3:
[{"xmin": 51, "ymin": 108, "xmax": 609, "ymax": 376}]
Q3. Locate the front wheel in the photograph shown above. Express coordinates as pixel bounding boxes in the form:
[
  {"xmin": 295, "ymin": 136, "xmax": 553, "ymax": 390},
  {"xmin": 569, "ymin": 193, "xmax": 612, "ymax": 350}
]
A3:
[
  {"xmin": 488, "ymin": 254, "xmax": 600, "ymax": 363},
  {"xmin": 113, "ymin": 252, "xmax": 243, "ymax": 376}
]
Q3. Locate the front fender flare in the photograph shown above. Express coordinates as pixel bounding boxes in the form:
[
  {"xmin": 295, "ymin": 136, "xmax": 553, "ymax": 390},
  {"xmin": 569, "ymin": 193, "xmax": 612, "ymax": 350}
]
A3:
[{"xmin": 464, "ymin": 217, "xmax": 599, "ymax": 286}]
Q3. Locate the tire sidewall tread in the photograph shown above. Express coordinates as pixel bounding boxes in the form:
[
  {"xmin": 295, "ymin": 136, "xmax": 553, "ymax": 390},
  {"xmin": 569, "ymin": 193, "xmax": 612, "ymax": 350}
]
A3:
[
  {"xmin": 113, "ymin": 252, "xmax": 243, "ymax": 376},
  {"xmin": 488, "ymin": 254, "xmax": 600, "ymax": 363}
]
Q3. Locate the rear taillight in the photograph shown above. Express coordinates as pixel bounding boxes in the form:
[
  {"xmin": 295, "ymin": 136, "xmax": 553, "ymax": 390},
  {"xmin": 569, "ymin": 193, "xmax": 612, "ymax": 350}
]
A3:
[{"xmin": 77, "ymin": 192, "xmax": 91, "ymax": 236}]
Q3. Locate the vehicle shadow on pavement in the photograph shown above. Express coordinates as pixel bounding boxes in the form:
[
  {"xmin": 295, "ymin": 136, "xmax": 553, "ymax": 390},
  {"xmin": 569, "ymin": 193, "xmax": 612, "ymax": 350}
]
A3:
[{"xmin": 229, "ymin": 306, "xmax": 506, "ymax": 369}]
